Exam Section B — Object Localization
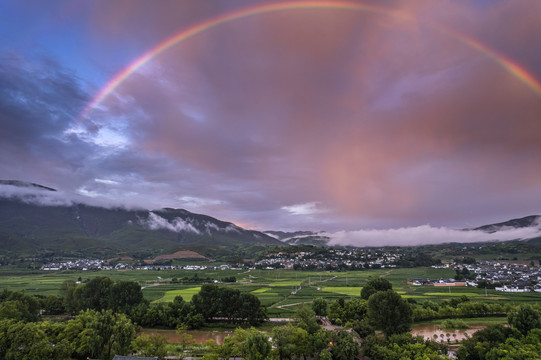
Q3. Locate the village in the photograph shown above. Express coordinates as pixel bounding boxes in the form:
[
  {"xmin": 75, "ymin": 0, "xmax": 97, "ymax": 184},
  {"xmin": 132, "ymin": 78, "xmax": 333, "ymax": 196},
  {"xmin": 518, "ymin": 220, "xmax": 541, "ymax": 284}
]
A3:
[
  {"xmin": 254, "ymin": 248, "xmax": 402, "ymax": 270},
  {"xmin": 39, "ymin": 250, "xmax": 541, "ymax": 293},
  {"xmin": 409, "ymin": 260, "xmax": 541, "ymax": 293}
]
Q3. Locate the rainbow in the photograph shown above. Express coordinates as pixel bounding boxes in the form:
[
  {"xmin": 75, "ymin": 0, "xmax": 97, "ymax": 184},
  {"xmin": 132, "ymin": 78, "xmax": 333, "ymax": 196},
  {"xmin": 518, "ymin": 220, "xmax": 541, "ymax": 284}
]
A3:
[
  {"xmin": 78, "ymin": 0, "xmax": 541, "ymax": 122},
  {"xmin": 433, "ymin": 25, "xmax": 541, "ymax": 98}
]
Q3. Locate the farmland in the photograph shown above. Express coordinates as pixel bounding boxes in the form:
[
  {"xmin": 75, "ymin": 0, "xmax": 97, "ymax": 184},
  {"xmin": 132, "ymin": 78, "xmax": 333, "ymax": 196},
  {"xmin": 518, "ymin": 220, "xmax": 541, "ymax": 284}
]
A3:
[{"xmin": 2, "ymin": 266, "xmax": 541, "ymax": 318}]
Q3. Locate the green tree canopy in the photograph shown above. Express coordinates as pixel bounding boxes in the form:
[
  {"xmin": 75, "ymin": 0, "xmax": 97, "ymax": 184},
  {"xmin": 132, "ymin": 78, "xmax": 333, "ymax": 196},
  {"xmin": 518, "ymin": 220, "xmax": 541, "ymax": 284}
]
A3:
[
  {"xmin": 367, "ymin": 290, "xmax": 412, "ymax": 336},
  {"xmin": 192, "ymin": 284, "xmax": 266, "ymax": 325},
  {"xmin": 61, "ymin": 309, "xmax": 136, "ymax": 360},
  {"xmin": 508, "ymin": 305, "xmax": 541, "ymax": 336},
  {"xmin": 108, "ymin": 280, "xmax": 144, "ymax": 314},
  {"xmin": 330, "ymin": 330, "xmax": 359, "ymax": 360},
  {"xmin": 361, "ymin": 278, "xmax": 393, "ymax": 300},
  {"xmin": 312, "ymin": 297, "xmax": 328, "ymax": 317},
  {"xmin": 295, "ymin": 305, "xmax": 321, "ymax": 335},
  {"xmin": 236, "ymin": 327, "xmax": 272, "ymax": 360}
]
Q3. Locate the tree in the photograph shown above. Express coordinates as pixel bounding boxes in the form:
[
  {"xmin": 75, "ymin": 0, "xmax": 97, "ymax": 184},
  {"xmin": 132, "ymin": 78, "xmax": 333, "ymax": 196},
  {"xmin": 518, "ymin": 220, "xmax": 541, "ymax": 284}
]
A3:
[
  {"xmin": 191, "ymin": 284, "xmax": 221, "ymax": 321},
  {"xmin": 295, "ymin": 305, "xmax": 321, "ymax": 335},
  {"xmin": 367, "ymin": 290, "xmax": 412, "ymax": 336},
  {"xmin": 508, "ymin": 305, "xmax": 541, "ymax": 335},
  {"xmin": 312, "ymin": 297, "xmax": 328, "ymax": 317},
  {"xmin": 361, "ymin": 278, "xmax": 392, "ymax": 300},
  {"xmin": 43, "ymin": 294, "xmax": 65, "ymax": 315},
  {"xmin": 60, "ymin": 279, "xmax": 79, "ymax": 314},
  {"xmin": 132, "ymin": 333, "xmax": 168, "ymax": 358},
  {"xmin": 0, "ymin": 290, "xmax": 41, "ymax": 322},
  {"xmin": 239, "ymin": 292, "xmax": 268, "ymax": 325},
  {"xmin": 330, "ymin": 330, "xmax": 359, "ymax": 360},
  {"xmin": 177, "ymin": 324, "xmax": 195, "ymax": 357},
  {"xmin": 240, "ymin": 328, "xmax": 272, "ymax": 360},
  {"xmin": 309, "ymin": 329, "xmax": 332, "ymax": 358},
  {"xmin": 0, "ymin": 319, "xmax": 72, "ymax": 360},
  {"xmin": 109, "ymin": 280, "xmax": 144, "ymax": 314},
  {"xmin": 457, "ymin": 324, "xmax": 522, "ymax": 360},
  {"xmin": 352, "ymin": 319, "xmax": 375, "ymax": 340},
  {"xmin": 319, "ymin": 349, "xmax": 332, "ymax": 360},
  {"xmin": 78, "ymin": 276, "xmax": 114, "ymax": 311},
  {"xmin": 61, "ymin": 309, "xmax": 136, "ymax": 360},
  {"xmin": 272, "ymin": 323, "xmax": 309, "ymax": 360},
  {"xmin": 362, "ymin": 333, "xmax": 448, "ymax": 360},
  {"xmin": 192, "ymin": 284, "xmax": 266, "ymax": 325}
]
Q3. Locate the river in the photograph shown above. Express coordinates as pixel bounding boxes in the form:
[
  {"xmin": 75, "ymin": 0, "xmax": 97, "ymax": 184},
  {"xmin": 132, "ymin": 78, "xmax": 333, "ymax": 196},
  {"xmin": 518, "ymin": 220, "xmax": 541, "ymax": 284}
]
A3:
[
  {"xmin": 141, "ymin": 329, "xmax": 234, "ymax": 345},
  {"xmin": 410, "ymin": 323, "xmax": 486, "ymax": 342},
  {"xmin": 140, "ymin": 323, "xmax": 486, "ymax": 345}
]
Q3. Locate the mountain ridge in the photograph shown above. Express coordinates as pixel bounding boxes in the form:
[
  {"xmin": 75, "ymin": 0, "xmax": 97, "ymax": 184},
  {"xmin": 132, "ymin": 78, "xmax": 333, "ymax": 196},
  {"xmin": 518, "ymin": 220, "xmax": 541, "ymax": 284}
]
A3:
[
  {"xmin": 0, "ymin": 180, "xmax": 281, "ymax": 257},
  {"xmin": 1, "ymin": 180, "xmax": 541, "ymax": 255}
]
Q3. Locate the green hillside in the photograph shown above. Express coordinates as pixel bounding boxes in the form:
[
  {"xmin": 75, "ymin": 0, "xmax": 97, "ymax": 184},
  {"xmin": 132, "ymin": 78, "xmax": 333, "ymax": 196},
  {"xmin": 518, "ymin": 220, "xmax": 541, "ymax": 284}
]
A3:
[{"xmin": 0, "ymin": 185, "xmax": 281, "ymax": 258}]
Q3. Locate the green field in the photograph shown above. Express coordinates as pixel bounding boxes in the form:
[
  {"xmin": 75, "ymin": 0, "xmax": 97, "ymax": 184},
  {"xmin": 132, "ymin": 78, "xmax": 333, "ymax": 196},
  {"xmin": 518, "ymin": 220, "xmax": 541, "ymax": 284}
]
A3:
[
  {"xmin": 322, "ymin": 286, "xmax": 363, "ymax": 296},
  {"xmin": 2, "ymin": 267, "xmax": 541, "ymax": 318},
  {"xmin": 153, "ymin": 287, "xmax": 202, "ymax": 303},
  {"xmin": 424, "ymin": 292, "xmax": 481, "ymax": 297},
  {"xmin": 251, "ymin": 288, "xmax": 270, "ymax": 293},
  {"xmin": 271, "ymin": 280, "xmax": 303, "ymax": 287}
]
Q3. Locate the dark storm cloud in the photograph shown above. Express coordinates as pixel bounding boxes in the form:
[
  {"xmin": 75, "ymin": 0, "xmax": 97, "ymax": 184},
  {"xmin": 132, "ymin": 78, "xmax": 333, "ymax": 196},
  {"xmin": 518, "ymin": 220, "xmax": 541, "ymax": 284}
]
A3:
[{"xmin": 0, "ymin": 53, "xmax": 97, "ymax": 187}]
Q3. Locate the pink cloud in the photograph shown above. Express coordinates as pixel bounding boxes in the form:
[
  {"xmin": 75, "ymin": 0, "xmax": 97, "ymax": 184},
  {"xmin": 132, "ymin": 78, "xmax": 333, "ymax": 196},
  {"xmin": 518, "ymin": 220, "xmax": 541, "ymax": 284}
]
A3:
[{"xmin": 57, "ymin": 0, "xmax": 541, "ymax": 230}]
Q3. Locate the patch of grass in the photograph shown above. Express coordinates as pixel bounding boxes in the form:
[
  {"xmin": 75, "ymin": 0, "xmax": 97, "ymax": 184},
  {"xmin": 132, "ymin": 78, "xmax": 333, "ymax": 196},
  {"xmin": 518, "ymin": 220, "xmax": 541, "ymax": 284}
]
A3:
[
  {"xmin": 414, "ymin": 316, "xmax": 507, "ymax": 327},
  {"xmin": 439, "ymin": 319, "xmax": 469, "ymax": 330},
  {"xmin": 251, "ymin": 288, "xmax": 270, "ymax": 293},
  {"xmin": 424, "ymin": 292, "xmax": 481, "ymax": 297},
  {"xmin": 153, "ymin": 287, "xmax": 201, "ymax": 303},
  {"xmin": 271, "ymin": 280, "xmax": 303, "ymax": 287},
  {"xmin": 321, "ymin": 287, "xmax": 362, "ymax": 296}
]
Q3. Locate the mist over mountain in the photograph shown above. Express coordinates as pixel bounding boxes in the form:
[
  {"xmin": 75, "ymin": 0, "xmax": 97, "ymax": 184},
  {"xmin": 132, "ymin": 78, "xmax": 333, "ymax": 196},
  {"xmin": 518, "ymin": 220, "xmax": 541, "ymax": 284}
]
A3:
[
  {"xmin": 0, "ymin": 181, "xmax": 280, "ymax": 257},
  {"xmin": 268, "ymin": 218, "xmax": 541, "ymax": 248},
  {"xmin": 1, "ymin": 180, "xmax": 541, "ymax": 256},
  {"xmin": 473, "ymin": 215, "xmax": 541, "ymax": 233},
  {"xmin": 264, "ymin": 230, "xmax": 330, "ymax": 246}
]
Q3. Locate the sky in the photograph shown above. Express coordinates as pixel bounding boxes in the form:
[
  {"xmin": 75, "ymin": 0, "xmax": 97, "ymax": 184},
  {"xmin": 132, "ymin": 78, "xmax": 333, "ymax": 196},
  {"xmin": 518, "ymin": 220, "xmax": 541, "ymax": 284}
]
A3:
[{"xmin": 1, "ymin": 0, "xmax": 541, "ymax": 236}]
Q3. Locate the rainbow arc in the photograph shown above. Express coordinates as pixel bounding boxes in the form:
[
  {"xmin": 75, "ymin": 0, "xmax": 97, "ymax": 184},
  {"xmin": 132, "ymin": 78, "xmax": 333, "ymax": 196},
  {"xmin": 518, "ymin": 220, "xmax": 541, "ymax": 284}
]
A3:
[{"xmin": 78, "ymin": 0, "xmax": 541, "ymax": 122}]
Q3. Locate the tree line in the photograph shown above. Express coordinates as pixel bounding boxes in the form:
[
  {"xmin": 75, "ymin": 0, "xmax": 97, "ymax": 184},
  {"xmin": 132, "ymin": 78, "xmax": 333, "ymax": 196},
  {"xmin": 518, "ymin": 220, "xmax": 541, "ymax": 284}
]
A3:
[
  {"xmin": 60, "ymin": 277, "xmax": 266, "ymax": 328},
  {"xmin": 310, "ymin": 278, "xmax": 541, "ymax": 359}
]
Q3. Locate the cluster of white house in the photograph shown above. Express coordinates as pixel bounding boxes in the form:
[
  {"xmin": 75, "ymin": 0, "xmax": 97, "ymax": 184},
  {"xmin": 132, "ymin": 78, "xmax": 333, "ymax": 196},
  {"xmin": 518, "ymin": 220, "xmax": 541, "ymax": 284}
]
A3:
[{"xmin": 411, "ymin": 261, "xmax": 541, "ymax": 293}]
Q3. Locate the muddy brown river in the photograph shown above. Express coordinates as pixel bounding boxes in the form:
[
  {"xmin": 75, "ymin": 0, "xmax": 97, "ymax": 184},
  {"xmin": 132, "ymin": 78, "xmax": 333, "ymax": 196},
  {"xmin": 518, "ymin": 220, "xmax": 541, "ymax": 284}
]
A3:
[
  {"xmin": 141, "ymin": 329, "xmax": 234, "ymax": 345},
  {"xmin": 411, "ymin": 323, "xmax": 486, "ymax": 342},
  {"xmin": 141, "ymin": 323, "xmax": 486, "ymax": 345}
]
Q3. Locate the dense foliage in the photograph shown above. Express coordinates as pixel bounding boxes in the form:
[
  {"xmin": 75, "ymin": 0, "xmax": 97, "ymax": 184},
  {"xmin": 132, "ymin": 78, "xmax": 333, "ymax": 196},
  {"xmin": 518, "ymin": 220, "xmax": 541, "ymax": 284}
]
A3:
[
  {"xmin": 360, "ymin": 277, "xmax": 393, "ymax": 300},
  {"xmin": 367, "ymin": 289, "xmax": 412, "ymax": 336},
  {"xmin": 0, "ymin": 309, "xmax": 135, "ymax": 360},
  {"xmin": 457, "ymin": 305, "xmax": 541, "ymax": 359},
  {"xmin": 59, "ymin": 277, "xmax": 267, "ymax": 329},
  {"xmin": 192, "ymin": 284, "xmax": 267, "ymax": 325},
  {"xmin": 362, "ymin": 333, "xmax": 450, "ymax": 359}
]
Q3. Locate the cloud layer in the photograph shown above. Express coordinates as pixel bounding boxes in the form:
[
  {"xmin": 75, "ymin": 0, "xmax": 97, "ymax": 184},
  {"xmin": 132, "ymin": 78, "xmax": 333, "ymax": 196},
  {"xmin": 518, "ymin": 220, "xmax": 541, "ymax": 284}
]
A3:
[
  {"xmin": 140, "ymin": 212, "xmax": 200, "ymax": 233},
  {"xmin": 1, "ymin": 0, "xmax": 541, "ymax": 234},
  {"xmin": 328, "ymin": 222, "xmax": 541, "ymax": 248}
]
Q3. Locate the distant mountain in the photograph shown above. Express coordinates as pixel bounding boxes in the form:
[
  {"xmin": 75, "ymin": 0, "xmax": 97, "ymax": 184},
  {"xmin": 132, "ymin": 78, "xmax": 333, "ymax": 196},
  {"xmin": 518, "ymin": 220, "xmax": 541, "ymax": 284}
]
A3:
[
  {"xmin": 473, "ymin": 215, "xmax": 541, "ymax": 233},
  {"xmin": 2, "ymin": 181, "xmax": 541, "ymax": 257},
  {"xmin": 0, "ymin": 181, "xmax": 281, "ymax": 257},
  {"xmin": 0, "ymin": 180, "xmax": 56, "ymax": 192},
  {"xmin": 471, "ymin": 215, "xmax": 541, "ymax": 244},
  {"xmin": 264, "ymin": 215, "xmax": 541, "ymax": 248},
  {"xmin": 265, "ymin": 230, "xmax": 331, "ymax": 246}
]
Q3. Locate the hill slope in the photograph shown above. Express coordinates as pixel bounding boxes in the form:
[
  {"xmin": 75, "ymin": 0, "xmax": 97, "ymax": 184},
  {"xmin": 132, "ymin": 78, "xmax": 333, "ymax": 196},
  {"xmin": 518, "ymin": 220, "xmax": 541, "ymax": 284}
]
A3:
[
  {"xmin": 0, "ymin": 181, "xmax": 281, "ymax": 257},
  {"xmin": 473, "ymin": 215, "xmax": 541, "ymax": 233}
]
